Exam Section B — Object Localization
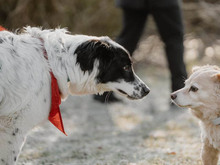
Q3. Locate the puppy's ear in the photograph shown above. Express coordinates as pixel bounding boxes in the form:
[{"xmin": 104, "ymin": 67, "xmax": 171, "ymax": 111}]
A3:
[
  {"xmin": 211, "ymin": 73, "xmax": 220, "ymax": 82},
  {"xmin": 192, "ymin": 65, "xmax": 220, "ymax": 73},
  {"xmin": 192, "ymin": 66, "xmax": 201, "ymax": 73}
]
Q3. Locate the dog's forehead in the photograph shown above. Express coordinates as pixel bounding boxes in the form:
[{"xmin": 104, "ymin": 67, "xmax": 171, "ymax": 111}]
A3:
[
  {"xmin": 186, "ymin": 70, "xmax": 218, "ymax": 85},
  {"xmin": 118, "ymin": 49, "xmax": 131, "ymax": 60},
  {"xmin": 100, "ymin": 37, "xmax": 131, "ymax": 60},
  {"xmin": 112, "ymin": 47, "xmax": 132, "ymax": 64}
]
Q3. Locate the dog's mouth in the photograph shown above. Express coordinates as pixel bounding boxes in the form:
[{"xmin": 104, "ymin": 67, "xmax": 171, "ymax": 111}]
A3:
[
  {"xmin": 172, "ymin": 101, "xmax": 192, "ymax": 108},
  {"xmin": 117, "ymin": 89, "xmax": 137, "ymax": 100},
  {"xmin": 176, "ymin": 104, "xmax": 190, "ymax": 108}
]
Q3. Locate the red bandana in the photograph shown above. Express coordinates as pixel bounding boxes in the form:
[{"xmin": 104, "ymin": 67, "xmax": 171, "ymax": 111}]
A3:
[
  {"xmin": 0, "ymin": 26, "xmax": 66, "ymax": 135},
  {"xmin": 48, "ymin": 72, "xmax": 67, "ymax": 136},
  {"xmin": 41, "ymin": 42, "xmax": 67, "ymax": 136}
]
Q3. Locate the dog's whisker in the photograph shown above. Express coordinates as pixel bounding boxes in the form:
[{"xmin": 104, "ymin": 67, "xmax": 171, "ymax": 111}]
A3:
[
  {"xmin": 181, "ymin": 75, "xmax": 187, "ymax": 82},
  {"xmin": 169, "ymin": 99, "xmax": 173, "ymax": 104},
  {"xmin": 105, "ymin": 92, "xmax": 112, "ymax": 103}
]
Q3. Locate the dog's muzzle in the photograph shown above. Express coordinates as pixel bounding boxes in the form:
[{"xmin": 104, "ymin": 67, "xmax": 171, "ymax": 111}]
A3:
[
  {"xmin": 117, "ymin": 82, "xmax": 150, "ymax": 100},
  {"xmin": 135, "ymin": 84, "xmax": 150, "ymax": 99},
  {"xmin": 130, "ymin": 78, "xmax": 150, "ymax": 99},
  {"xmin": 141, "ymin": 85, "xmax": 150, "ymax": 96}
]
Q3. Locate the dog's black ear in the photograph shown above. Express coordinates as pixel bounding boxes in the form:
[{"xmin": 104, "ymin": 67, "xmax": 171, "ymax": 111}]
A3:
[{"xmin": 75, "ymin": 40, "xmax": 113, "ymax": 72}]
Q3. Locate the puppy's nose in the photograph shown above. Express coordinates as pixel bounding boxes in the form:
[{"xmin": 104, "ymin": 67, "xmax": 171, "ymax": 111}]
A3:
[
  {"xmin": 141, "ymin": 86, "xmax": 150, "ymax": 96},
  {"xmin": 171, "ymin": 93, "xmax": 177, "ymax": 100}
]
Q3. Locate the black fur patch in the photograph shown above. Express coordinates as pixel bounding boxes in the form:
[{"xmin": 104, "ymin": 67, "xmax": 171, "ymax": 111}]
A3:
[
  {"xmin": 75, "ymin": 40, "xmax": 109, "ymax": 72},
  {"xmin": 75, "ymin": 40, "xmax": 135, "ymax": 83}
]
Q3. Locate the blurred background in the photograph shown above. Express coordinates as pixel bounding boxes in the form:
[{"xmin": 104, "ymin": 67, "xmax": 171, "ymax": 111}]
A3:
[
  {"xmin": 1, "ymin": 0, "xmax": 220, "ymax": 164},
  {"xmin": 1, "ymin": 0, "xmax": 220, "ymax": 69}
]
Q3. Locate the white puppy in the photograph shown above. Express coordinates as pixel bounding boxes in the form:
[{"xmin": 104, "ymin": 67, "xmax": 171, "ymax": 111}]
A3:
[
  {"xmin": 171, "ymin": 65, "xmax": 220, "ymax": 165},
  {"xmin": 0, "ymin": 27, "xmax": 149, "ymax": 164}
]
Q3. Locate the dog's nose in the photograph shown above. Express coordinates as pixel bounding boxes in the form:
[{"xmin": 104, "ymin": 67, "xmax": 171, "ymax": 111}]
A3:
[
  {"xmin": 171, "ymin": 93, "xmax": 177, "ymax": 100},
  {"xmin": 141, "ymin": 86, "xmax": 150, "ymax": 96}
]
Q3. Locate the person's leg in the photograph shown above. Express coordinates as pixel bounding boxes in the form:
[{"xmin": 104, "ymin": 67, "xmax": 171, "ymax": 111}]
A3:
[
  {"xmin": 152, "ymin": 5, "xmax": 187, "ymax": 92},
  {"xmin": 116, "ymin": 8, "xmax": 148, "ymax": 55}
]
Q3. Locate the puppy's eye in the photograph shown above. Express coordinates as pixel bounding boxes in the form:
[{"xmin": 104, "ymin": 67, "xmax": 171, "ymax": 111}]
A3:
[
  {"xmin": 123, "ymin": 65, "xmax": 130, "ymax": 72},
  {"xmin": 189, "ymin": 86, "xmax": 198, "ymax": 92}
]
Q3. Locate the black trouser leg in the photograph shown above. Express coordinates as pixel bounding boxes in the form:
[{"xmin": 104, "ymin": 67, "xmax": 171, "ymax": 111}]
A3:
[
  {"xmin": 116, "ymin": 8, "xmax": 148, "ymax": 55},
  {"xmin": 152, "ymin": 6, "xmax": 187, "ymax": 91}
]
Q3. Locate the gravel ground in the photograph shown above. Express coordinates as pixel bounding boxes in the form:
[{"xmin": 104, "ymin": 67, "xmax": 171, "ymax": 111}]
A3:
[{"xmin": 17, "ymin": 65, "xmax": 206, "ymax": 165}]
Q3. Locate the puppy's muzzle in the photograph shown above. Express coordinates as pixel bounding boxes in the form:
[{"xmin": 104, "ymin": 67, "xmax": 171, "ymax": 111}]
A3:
[{"xmin": 171, "ymin": 93, "xmax": 177, "ymax": 100}]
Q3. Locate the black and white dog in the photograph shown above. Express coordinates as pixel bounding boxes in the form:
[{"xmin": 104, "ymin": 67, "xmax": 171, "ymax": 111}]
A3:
[{"xmin": 0, "ymin": 27, "xmax": 149, "ymax": 164}]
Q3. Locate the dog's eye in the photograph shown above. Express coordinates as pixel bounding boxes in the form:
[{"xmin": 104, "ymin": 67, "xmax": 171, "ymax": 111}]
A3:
[
  {"xmin": 123, "ymin": 65, "xmax": 130, "ymax": 72},
  {"xmin": 189, "ymin": 86, "xmax": 198, "ymax": 92}
]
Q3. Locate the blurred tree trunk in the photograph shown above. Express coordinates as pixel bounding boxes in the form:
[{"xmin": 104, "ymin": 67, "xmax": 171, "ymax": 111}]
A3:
[
  {"xmin": 0, "ymin": 0, "xmax": 62, "ymax": 29},
  {"xmin": 0, "ymin": 0, "xmax": 120, "ymax": 36},
  {"xmin": 0, "ymin": 0, "xmax": 17, "ymax": 27}
]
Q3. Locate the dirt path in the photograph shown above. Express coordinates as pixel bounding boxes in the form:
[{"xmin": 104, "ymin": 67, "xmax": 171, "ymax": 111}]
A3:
[{"xmin": 18, "ymin": 66, "xmax": 203, "ymax": 165}]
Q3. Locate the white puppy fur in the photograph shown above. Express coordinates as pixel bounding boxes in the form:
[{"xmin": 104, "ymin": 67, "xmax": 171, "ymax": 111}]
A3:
[
  {"xmin": 0, "ymin": 27, "xmax": 149, "ymax": 164},
  {"xmin": 171, "ymin": 65, "xmax": 220, "ymax": 165}
]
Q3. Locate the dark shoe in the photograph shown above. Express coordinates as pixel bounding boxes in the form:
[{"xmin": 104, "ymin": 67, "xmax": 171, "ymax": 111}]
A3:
[{"xmin": 93, "ymin": 92, "xmax": 122, "ymax": 103}]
